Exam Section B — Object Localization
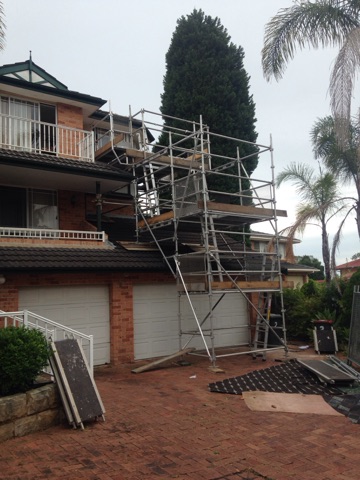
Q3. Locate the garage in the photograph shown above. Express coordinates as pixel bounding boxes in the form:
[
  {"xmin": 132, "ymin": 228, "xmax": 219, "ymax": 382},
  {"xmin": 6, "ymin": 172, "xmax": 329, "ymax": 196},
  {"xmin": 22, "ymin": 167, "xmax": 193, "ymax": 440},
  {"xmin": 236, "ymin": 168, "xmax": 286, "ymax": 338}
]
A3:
[
  {"xmin": 133, "ymin": 284, "xmax": 248, "ymax": 360},
  {"xmin": 19, "ymin": 285, "xmax": 110, "ymax": 366}
]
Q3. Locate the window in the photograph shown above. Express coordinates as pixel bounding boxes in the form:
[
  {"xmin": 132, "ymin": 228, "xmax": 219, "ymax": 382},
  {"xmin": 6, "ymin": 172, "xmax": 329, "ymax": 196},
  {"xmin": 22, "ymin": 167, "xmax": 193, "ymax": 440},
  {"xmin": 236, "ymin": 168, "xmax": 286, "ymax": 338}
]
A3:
[
  {"xmin": 0, "ymin": 96, "xmax": 39, "ymax": 151},
  {"xmin": 28, "ymin": 189, "xmax": 58, "ymax": 229},
  {"xmin": 0, "ymin": 186, "xmax": 58, "ymax": 229},
  {"xmin": 0, "ymin": 96, "xmax": 56, "ymax": 153}
]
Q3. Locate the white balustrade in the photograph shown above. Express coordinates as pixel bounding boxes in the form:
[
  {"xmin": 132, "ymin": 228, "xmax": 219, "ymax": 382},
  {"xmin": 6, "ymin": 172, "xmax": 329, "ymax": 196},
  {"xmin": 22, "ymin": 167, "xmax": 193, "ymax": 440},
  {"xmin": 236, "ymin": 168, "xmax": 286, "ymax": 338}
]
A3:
[
  {"xmin": 0, "ymin": 113, "xmax": 95, "ymax": 162},
  {"xmin": 0, "ymin": 226, "xmax": 105, "ymax": 241}
]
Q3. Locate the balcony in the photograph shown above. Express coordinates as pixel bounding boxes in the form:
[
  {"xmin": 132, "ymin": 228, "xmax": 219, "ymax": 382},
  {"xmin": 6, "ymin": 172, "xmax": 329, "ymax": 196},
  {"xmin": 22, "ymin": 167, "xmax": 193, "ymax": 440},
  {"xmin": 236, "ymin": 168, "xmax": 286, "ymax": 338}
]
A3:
[
  {"xmin": 0, "ymin": 227, "xmax": 106, "ymax": 247},
  {"xmin": 0, "ymin": 113, "xmax": 95, "ymax": 162}
]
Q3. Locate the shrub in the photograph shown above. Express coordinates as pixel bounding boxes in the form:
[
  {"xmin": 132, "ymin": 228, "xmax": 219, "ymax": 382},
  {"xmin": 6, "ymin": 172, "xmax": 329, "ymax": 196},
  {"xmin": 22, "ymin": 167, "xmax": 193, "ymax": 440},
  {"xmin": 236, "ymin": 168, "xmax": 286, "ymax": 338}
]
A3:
[
  {"xmin": 0, "ymin": 327, "xmax": 50, "ymax": 396},
  {"xmin": 339, "ymin": 268, "xmax": 360, "ymax": 328}
]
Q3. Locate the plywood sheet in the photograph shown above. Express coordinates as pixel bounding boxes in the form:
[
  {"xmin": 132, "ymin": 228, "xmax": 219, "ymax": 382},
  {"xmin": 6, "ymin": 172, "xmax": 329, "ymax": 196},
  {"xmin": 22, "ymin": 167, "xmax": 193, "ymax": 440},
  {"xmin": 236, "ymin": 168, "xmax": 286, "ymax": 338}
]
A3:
[{"xmin": 242, "ymin": 391, "xmax": 342, "ymax": 416}]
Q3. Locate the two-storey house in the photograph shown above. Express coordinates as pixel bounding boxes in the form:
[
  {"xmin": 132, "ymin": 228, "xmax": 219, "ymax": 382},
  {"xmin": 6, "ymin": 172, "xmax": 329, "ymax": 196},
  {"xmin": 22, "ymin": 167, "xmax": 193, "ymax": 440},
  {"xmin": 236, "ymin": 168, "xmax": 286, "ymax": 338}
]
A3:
[{"xmin": 0, "ymin": 59, "xmax": 259, "ymax": 367}]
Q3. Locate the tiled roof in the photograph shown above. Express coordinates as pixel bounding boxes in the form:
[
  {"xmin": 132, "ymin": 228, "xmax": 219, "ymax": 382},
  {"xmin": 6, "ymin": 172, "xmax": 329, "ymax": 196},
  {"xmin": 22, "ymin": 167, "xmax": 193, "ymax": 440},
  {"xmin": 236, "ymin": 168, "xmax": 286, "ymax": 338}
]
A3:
[
  {"xmin": 0, "ymin": 149, "xmax": 133, "ymax": 180},
  {"xmin": 336, "ymin": 259, "xmax": 360, "ymax": 270},
  {"xmin": 0, "ymin": 217, "xmax": 309, "ymax": 274},
  {"xmin": 0, "ymin": 66, "xmax": 106, "ymax": 106},
  {"xmin": 281, "ymin": 261, "xmax": 319, "ymax": 273},
  {"xmin": 0, "ymin": 244, "xmax": 166, "ymax": 272}
]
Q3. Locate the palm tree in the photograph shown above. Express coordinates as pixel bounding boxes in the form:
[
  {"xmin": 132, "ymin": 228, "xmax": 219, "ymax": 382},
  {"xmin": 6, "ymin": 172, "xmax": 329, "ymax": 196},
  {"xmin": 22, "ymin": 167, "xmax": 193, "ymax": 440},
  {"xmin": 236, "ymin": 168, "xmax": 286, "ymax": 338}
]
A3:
[
  {"xmin": 277, "ymin": 162, "xmax": 348, "ymax": 283},
  {"xmin": 0, "ymin": 2, "xmax": 4, "ymax": 52},
  {"xmin": 262, "ymin": 1, "xmax": 360, "ymax": 138},
  {"xmin": 311, "ymin": 115, "xmax": 360, "ymax": 237}
]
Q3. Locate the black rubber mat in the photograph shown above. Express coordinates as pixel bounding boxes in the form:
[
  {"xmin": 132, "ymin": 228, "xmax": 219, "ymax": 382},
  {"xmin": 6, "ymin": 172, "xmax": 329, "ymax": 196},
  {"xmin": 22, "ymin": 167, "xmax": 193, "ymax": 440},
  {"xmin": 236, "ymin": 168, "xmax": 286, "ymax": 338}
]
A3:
[
  {"xmin": 324, "ymin": 393, "xmax": 360, "ymax": 423},
  {"xmin": 208, "ymin": 359, "xmax": 343, "ymax": 396}
]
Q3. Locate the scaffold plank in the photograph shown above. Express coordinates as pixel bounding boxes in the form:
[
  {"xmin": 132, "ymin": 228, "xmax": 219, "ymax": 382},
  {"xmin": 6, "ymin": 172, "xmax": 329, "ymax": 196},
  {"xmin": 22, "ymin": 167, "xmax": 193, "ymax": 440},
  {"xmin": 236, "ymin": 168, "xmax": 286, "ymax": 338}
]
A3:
[
  {"xmin": 138, "ymin": 210, "xmax": 174, "ymax": 228},
  {"xmin": 199, "ymin": 201, "xmax": 287, "ymax": 218},
  {"xmin": 131, "ymin": 347, "xmax": 196, "ymax": 373},
  {"xmin": 211, "ymin": 280, "xmax": 294, "ymax": 290},
  {"xmin": 95, "ymin": 133, "xmax": 125, "ymax": 159},
  {"xmin": 125, "ymin": 148, "xmax": 206, "ymax": 170}
]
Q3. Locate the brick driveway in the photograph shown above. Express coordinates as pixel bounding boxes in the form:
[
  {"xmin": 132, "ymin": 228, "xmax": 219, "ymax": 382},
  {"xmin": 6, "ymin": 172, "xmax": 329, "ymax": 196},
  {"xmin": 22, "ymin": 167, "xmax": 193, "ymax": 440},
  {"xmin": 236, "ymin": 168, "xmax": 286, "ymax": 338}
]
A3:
[{"xmin": 1, "ymin": 350, "xmax": 360, "ymax": 480}]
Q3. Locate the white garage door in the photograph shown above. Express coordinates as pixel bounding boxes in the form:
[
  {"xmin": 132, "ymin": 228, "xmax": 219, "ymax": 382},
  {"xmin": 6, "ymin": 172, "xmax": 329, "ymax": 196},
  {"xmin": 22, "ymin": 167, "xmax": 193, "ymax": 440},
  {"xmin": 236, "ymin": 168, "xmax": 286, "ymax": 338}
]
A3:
[
  {"xmin": 19, "ymin": 285, "xmax": 110, "ymax": 366},
  {"xmin": 133, "ymin": 284, "xmax": 248, "ymax": 360}
]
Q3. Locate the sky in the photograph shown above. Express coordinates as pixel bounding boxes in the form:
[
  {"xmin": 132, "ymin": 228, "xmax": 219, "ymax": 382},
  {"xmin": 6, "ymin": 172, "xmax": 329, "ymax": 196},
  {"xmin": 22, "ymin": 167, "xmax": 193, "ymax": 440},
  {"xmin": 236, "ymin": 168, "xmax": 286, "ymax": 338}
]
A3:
[{"xmin": 2, "ymin": 0, "xmax": 359, "ymax": 264}]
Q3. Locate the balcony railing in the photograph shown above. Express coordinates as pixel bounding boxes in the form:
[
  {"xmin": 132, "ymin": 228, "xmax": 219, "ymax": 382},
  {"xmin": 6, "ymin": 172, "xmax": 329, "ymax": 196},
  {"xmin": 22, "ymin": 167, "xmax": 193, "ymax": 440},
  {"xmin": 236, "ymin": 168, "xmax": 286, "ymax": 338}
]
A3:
[
  {"xmin": 0, "ymin": 226, "xmax": 105, "ymax": 241},
  {"xmin": 0, "ymin": 113, "xmax": 95, "ymax": 162}
]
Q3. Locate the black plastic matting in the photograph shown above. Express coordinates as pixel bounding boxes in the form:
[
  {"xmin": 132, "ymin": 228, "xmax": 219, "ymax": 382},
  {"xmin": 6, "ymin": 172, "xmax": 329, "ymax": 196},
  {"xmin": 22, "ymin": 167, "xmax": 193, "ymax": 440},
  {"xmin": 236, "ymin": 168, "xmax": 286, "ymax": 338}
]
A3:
[
  {"xmin": 208, "ymin": 359, "xmax": 343, "ymax": 396},
  {"xmin": 324, "ymin": 393, "xmax": 360, "ymax": 424}
]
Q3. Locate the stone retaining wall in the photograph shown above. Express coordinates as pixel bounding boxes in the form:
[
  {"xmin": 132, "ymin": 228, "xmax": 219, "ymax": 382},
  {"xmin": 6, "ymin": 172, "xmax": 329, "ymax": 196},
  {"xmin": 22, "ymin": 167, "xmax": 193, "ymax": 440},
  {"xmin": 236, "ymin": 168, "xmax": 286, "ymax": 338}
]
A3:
[{"xmin": 0, "ymin": 383, "xmax": 63, "ymax": 442}]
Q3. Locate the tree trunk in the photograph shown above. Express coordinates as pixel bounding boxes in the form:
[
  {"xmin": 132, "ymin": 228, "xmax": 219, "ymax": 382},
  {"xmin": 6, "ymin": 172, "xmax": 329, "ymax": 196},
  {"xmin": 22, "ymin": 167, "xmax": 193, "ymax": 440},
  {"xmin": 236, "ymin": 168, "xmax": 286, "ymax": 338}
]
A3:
[
  {"xmin": 322, "ymin": 221, "xmax": 331, "ymax": 284},
  {"xmin": 356, "ymin": 199, "xmax": 360, "ymax": 240}
]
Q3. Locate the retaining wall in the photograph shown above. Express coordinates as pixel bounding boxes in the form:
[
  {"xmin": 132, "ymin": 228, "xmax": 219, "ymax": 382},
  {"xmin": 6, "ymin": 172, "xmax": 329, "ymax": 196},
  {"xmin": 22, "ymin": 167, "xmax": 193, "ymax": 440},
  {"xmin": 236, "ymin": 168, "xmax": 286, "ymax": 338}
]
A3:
[{"xmin": 0, "ymin": 383, "xmax": 63, "ymax": 442}]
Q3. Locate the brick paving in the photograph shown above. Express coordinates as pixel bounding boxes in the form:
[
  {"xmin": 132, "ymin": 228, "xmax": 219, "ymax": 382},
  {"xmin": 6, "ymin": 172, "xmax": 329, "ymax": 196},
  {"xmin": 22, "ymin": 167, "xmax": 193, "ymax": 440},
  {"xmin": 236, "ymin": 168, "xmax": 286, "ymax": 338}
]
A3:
[{"xmin": 1, "ymin": 350, "xmax": 360, "ymax": 480}]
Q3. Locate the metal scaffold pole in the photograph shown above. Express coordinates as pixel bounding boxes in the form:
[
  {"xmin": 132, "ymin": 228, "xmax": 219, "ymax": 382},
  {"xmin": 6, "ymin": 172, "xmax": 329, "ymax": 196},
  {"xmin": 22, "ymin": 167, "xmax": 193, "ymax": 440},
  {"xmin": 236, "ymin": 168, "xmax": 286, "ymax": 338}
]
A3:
[{"xmin": 115, "ymin": 108, "xmax": 288, "ymax": 367}]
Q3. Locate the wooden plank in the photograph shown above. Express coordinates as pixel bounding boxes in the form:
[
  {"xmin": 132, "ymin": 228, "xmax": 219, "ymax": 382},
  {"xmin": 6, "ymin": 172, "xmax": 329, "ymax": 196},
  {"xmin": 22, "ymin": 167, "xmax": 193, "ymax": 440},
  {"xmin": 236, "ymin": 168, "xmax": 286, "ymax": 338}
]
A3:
[
  {"xmin": 132, "ymin": 347, "xmax": 196, "ymax": 374},
  {"xmin": 138, "ymin": 210, "xmax": 174, "ymax": 228},
  {"xmin": 211, "ymin": 280, "xmax": 294, "ymax": 290},
  {"xmin": 242, "ymin": 391, "xmax": 342, "ymax": 416},
  {"xmin": 124, "ymin": 149, "xmax": 207, "ymax": 170},
  {"xmin": 198, "ymin": 201, "xmax": 287, "ymax": 218},
  {"xmin": 95, "ymin": 133, "xmax": 125, "ymax": 159}
]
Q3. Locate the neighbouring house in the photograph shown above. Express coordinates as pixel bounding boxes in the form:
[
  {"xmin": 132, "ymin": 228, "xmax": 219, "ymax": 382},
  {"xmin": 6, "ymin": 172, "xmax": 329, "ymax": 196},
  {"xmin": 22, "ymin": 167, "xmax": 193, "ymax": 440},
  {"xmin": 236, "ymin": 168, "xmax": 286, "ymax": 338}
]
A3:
[
  {"xmin": 336, "ymin": 259, "xmax": 360, "ymax": 279},
  {"xmin": 0, "ymin": 58, "xmax": 292, "ymax": 367},
  {"xmin": 250, "ymin": 231, "xmax": 319, "ymax": 287}
]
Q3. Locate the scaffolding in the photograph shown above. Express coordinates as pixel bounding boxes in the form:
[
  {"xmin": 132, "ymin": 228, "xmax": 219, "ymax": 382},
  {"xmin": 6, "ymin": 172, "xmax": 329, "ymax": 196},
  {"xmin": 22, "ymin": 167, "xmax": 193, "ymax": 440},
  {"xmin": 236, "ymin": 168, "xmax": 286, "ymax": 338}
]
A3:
[{"xmin": 97, "ymin": 108, "xmax": 288, "ymax": 366}]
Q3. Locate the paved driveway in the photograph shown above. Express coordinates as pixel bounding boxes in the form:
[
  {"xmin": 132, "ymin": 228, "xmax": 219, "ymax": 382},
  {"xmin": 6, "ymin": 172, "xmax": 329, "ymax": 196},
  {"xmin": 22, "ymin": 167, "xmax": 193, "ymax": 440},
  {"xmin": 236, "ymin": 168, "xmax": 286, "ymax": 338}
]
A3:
[{"xmin": 1, "ymin": 350, "xmax": 360, "ymax": 480}]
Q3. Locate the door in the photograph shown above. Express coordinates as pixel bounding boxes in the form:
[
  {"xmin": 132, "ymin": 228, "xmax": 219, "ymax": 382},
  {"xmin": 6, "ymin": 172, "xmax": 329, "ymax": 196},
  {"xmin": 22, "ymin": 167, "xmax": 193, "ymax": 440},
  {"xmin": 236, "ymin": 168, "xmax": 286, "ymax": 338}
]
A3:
[
  {"xmin": 133, "ymin": 284, "xmax": 248, "ymax": 360},
  {"xmin": 19, "ymin": 285, "xmax": 110, "ymax": 365}
]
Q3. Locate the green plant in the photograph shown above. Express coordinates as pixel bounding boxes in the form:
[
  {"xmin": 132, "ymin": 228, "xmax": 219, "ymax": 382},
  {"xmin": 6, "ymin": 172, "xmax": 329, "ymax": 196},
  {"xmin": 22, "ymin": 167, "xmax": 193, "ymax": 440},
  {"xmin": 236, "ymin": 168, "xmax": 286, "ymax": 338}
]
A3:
[
  {"xmin": 0, "ymin": 326, "xmax": 50, "ymax": 396},
  {"xmin": 314, "ymin": 309, "xmax": 337, "ymax": 322},
  {"xmin": 338, "ymin": 268, "xmax": 360, "ymax": 328}
]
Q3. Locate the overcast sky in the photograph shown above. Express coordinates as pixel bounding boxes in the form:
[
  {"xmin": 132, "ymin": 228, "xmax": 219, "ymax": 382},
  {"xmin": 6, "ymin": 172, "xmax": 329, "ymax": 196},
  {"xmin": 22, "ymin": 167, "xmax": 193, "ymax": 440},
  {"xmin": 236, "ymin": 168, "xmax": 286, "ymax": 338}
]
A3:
[{"xmin": 2, "ymin": 0, "xmax": 359, "ymax": 264}]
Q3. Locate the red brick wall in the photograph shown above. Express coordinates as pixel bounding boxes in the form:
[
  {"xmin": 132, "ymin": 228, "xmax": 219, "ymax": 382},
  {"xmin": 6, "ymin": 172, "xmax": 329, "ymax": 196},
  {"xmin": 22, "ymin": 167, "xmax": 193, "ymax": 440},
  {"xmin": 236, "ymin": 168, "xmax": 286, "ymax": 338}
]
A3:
[
  {"xmin": 85, "ymin": 193, "xmax": 135, "ymax": 217},
  {"xmin": 58, "ymin": 191, "xmax": 134, "ymax": 231},
  {"xmin": 0, "ymin": 271, "xmax": 172, "ymax": 365},
  {"xmin": 56, "ymin": 103, "xmax": 84, "ymax": 159},
  {"xmin": 58, "ymin": 190, "xmax": 96, "ymax": 231},
  {"xmin": 57, "ymin": 103, "xmax": 83, "ymax": 130}
]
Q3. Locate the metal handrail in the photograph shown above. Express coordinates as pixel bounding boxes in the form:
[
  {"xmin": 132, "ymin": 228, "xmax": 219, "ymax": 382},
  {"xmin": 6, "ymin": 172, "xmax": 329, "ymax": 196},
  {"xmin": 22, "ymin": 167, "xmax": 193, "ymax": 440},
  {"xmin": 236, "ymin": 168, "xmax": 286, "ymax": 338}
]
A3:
[{"xmin": 0, "ymin": 310, "xmax": 94, "ymax": 374}]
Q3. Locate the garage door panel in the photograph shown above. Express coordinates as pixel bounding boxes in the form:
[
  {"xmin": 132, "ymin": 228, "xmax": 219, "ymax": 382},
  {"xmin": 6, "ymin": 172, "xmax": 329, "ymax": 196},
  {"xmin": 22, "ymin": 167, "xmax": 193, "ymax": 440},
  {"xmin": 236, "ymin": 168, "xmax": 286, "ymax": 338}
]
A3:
[
  {"xmin": 134, "ymin": 285, "xmax": 248, "ymax": 360},
  {"xmin": 19, "ymin": 286, "xmax": 110, "ymax": 366}
]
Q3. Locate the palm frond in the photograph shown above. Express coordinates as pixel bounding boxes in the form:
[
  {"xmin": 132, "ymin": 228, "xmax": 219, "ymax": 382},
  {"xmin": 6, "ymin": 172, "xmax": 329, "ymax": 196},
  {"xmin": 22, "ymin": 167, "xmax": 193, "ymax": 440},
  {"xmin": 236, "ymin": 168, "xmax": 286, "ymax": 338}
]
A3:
[
  {"xmin": 330, "ymin": 205, "xmax": 355, "ymax": 273},
  {"xmin": 262, "ymin": 0, "xmax": 360, "ymax": 81},
  {"xmin": 0, "ymin": 2, "xmax": 5, "ymax": 51},
  {"xmin": 311, "ymin": 115, "xmax": 359, "ymax": 184},
  {"xmin": 276, "ymin": 162, "xmax": 315, "ymax": 198},
  {"xmin": 330, "ymin": 26, "xmax": 360, "ymax": 144}
]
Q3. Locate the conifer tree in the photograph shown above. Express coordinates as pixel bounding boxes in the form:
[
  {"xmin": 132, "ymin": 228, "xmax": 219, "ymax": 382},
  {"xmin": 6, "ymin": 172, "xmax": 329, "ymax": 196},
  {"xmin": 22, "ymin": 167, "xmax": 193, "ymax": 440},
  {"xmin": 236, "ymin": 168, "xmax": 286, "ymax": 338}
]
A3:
[{"xmin": 157, "ymin": 9, "xmax": 258, "ymax": 193}]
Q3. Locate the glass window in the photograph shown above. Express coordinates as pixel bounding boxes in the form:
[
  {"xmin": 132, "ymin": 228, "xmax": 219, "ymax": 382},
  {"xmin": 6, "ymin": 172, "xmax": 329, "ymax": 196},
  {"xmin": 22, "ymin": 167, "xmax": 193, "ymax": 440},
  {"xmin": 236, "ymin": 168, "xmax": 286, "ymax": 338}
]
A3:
[
  {"xmin": 0, "ymin": 186, "xmax": 58, "ymax": 229},
  {"xmin": 28, "ymin": 189, "xmax": 58, "ymax": 229},
  {"xmin": 0, "ymin": 96, "xmax": 39, "ymax": 151}
]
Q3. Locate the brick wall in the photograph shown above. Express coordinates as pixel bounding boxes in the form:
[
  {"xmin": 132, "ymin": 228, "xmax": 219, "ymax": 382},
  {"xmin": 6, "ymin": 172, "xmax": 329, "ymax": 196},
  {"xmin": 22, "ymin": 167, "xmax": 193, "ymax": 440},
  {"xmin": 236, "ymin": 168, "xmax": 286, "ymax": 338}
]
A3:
[
  {"xmin": 0, "ymin": 271, "xmax": 172, "ymax": 365},
  {"xmin": 58, "ymin": 190, "xmax": 95, "ymax": 231},
  {"xmin": 56, "ymin": 103, "xmax": 84, "ymax": 159},
  {"xmin": 58, "ymin": 191, "xmax": 134, "ymax": 231},
  {"xmin": 57, "ymin": 103, "xmax": 83, "ymax": 130},
  {"xmin": 85, "ymin": 193, "xmax": 135, "ymax": 217}
]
